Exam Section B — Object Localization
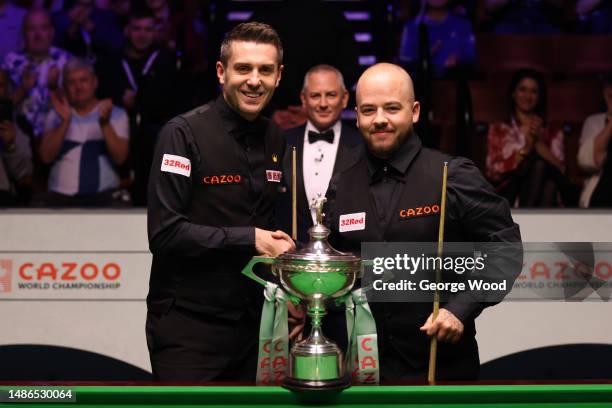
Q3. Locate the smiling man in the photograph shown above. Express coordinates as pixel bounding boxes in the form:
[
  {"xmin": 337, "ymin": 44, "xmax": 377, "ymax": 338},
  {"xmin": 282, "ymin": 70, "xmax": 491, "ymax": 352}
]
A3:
[
  {"xmin": 324, "ymin": 63, "xmax": 522, "ymax": 382},
  {"xmin": 146, "ymin": 22, "xmax": 296, "ymax": 381},
  {"xmin": 279, "ymin": 64, "xmax": 361, "ymax": 242}
]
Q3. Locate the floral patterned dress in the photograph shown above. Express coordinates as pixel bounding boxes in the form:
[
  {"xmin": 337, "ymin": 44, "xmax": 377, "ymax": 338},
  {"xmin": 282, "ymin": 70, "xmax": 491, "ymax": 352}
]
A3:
[{"xmin": 486, "ymin": 118, "xmax": 565, "ymax": 184}]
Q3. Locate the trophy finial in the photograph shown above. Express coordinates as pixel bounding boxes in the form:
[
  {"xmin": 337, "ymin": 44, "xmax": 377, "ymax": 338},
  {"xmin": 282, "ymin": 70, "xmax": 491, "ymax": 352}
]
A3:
[{"xmin": 312, "ymin": 196, "xmax": 327, "ymax": 225}]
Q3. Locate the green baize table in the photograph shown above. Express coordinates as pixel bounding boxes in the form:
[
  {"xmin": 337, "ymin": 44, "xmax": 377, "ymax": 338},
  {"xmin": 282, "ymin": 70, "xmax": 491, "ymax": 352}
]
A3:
[{"xmin": 2, "ymin": 383, "xmax": 612, "ymax": 407}]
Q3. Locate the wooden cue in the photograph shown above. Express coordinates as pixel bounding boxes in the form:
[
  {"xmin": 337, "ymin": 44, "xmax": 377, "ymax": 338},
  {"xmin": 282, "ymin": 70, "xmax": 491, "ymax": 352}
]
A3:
[
  {"xmin": 291, "ymin": 147, "xmax": 297, "ymax": 241},
  {"xmin": 428, "ymin": 162, "xmax": 449, "ymax": 385}
]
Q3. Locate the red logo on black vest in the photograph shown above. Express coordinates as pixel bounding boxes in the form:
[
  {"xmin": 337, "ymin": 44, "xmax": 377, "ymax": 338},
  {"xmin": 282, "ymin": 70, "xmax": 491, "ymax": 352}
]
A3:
[
  {"xmin": 202, "ymin": 174, "xmax": 242, "ymax": 185},
  {"xmin": 266, "ymin": 170, "xmax": 282, "ymax": 182},
  {"xmin": 399, "ymin": 205, "xmax": 440, "ymax": 219}
]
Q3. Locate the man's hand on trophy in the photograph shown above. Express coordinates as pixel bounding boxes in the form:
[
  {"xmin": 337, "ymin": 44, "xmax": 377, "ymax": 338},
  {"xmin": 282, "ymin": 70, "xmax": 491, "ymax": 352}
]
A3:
[
  {"xmin": 255, "ymin": 228, "xmax": 296, "ymax": 257},
  {"xmin": 419, "ymin": 308, "xmax": 464, "ymax": 344},
  {"xmin": 287, "ymin": 301, "xmax": 306, "ymax": 341}
]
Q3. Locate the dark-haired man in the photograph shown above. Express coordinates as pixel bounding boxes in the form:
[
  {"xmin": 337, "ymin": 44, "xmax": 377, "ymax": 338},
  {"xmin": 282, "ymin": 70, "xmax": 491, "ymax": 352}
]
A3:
[
  {"xmin": 146, "ymin": 22, "xmax": 295, "ymax": 381},
  {"xmin": 97, "ymin": 8, "xmax": 178, "ymax": 205}
]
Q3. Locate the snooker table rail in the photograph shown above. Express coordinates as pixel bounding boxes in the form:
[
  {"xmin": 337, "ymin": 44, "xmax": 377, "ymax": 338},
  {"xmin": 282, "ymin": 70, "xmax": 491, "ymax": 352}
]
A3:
[{"xmin": 1, "ymin": 384, "xmax": 612, "ymax": 407}]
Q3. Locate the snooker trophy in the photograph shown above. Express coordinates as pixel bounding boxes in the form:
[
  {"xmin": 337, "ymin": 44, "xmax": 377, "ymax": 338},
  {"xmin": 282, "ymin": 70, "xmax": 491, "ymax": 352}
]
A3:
[{"xmin": 242, "ymin": 197, "xmax": 371, "ymax": 391}]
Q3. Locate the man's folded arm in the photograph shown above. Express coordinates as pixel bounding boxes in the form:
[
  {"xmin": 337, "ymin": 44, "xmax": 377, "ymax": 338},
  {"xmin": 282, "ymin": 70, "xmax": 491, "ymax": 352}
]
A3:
[{"xmin": 148, "ymin": 118, "xmax": 256, "ymax": 258}]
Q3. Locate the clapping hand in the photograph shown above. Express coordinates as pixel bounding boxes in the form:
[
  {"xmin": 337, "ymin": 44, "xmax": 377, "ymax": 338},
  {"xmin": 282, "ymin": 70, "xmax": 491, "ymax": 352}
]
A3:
[
  {"xmin": 50, "ymin": 91, "xmax": 71, "ymax": 122},
  {"xmin": 98, "ymin": 99, "xmax": 113, "ymax": 126},
  {"xmin": 122, "ymin": 89, "xmax": 136, "ymax": 110},
  {"xmin": 520, "ymin": 115, "xmax": 543, "ymax": 153},
  {"xmin": 527, "ymin": 116, "xmax": 543, "ymax": 141}
]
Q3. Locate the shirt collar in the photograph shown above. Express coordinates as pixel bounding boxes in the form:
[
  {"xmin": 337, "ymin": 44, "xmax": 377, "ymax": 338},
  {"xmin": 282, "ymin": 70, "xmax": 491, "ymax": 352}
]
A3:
[
  {"xmin": 214, "ymin": 94, "xmax": 264, "ymax": 141},
  {"xmin": 366, "ymin": 132, "xmax": 422, "ymax": 182}
]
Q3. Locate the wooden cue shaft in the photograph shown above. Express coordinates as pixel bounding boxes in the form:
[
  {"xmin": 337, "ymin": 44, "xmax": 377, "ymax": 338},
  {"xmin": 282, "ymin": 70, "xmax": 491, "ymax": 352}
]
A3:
[
  {"xmin": 428, "ymin": 162, "xmax": 449, "ymax": 385},
  {"xmin": 291, "ymin": 147, "xmax": 297, "ymax": 241}
]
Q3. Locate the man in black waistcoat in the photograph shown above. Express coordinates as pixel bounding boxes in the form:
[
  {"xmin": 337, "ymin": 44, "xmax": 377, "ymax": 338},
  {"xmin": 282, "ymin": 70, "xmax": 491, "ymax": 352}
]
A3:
[
  {"xmin": 145, "ymin": 22, "xmax": 296, "ymax": 381},
  {"xmin": 324, "ymin": 63, "xmax": 522, "ymax": 382},
  {"xmin": 278, "ymin": 64, "xmax": 362, "ymax": 243}
]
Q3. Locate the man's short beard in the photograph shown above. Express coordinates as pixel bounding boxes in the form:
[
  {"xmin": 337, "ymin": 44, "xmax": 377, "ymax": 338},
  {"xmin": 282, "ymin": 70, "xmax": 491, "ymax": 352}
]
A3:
[{"xmin": 367, "ymin": 126, "xmax": 412, "ymax": 159}]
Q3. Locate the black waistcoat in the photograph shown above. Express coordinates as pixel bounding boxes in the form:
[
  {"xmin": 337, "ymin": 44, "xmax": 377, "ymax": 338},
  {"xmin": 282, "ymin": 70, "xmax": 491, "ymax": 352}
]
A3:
[
  {"xmin": 149, "ymin": 102, "xmax": 284, "ymax": 320},
  {"xmin": 328, "ymin": 142, "xmax": 479, "ymax": 379}
]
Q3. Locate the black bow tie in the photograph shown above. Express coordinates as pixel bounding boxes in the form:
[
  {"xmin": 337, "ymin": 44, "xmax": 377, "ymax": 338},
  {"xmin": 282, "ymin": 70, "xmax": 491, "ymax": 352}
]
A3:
[{"xmin": 308, "ymin": 129, "xmax": 334, "ymax": 144}]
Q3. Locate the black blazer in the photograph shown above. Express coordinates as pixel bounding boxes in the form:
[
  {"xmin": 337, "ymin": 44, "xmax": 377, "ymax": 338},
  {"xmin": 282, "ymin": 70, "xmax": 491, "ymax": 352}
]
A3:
[{"xmin": 277, "ymin": 121, "xmax": 363, "ymax": 243}]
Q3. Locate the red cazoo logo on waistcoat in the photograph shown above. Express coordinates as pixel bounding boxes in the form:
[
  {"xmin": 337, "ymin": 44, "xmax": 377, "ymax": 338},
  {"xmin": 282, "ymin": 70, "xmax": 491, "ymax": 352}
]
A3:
[
  {"xmin": 202, "ymin": 174, "xmax": 242, "ymax": 185},
  {"xmin": 399, "ymin": 204, "xmax": 440, "ymax": 219}
]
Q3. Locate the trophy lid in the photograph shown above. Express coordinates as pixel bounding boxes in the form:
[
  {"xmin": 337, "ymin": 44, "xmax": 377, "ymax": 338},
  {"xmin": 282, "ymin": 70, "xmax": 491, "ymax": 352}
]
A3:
[{"xmin": 276, "ymin": 197, "xmax": 360, "ymax": 265}]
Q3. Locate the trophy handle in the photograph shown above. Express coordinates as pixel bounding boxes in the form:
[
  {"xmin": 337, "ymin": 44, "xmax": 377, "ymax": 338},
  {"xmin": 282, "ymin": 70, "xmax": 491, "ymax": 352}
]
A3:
[{"xmin": 241, "ymin": 256, "xmax": 274, "ymax": 287}]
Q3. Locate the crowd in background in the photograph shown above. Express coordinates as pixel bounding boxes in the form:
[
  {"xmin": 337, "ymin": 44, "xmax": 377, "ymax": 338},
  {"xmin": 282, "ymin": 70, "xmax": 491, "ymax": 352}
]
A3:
[{"xmin": 0, "ymin": 0, "xmax": 610, "ymax": 208}]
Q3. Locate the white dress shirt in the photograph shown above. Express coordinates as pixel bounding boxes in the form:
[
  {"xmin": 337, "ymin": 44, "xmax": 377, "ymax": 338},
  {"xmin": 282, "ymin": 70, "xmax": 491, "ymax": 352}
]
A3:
[{"xmin": 303, "ymin": 120, "xmax": 342, "ymax": 223}]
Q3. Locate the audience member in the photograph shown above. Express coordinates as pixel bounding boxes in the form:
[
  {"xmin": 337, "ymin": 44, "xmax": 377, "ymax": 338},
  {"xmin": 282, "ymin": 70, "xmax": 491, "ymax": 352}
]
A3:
[
  {"xmin": 251, "ymin": 0, "xmax": 359, "ymax": 129},
  {"xmin": 145, "ymin": 0, "xmax": 206, "ymax": 73},
  {"xmin": 107, "ymin": 0, "xmax": 131, "ymax": 27},
  {"xmin": 486, "ymin": 68, "xmax": 570, "ymax": 207},
  {"xmin": 51, "ymin": 0, "xmax": 124, "ymax": 62},
  {"xmin": 406, "ymin": 0, "xmax": 477, "ymax": 20},
  {"xmin": 2, "ymin": 8, "xmax": 72, "ymax": 139},
  {"xmin": 0, "ymin": 70, "xmax": 32, "ymax": 206},
  {"xmin": 485, "ymin": 0, "xmax": 563, "ymax": 34},
  {"xmin": 578, "ymin": 74, "xmax": 612, "ymax": 207},
  {"xmin": 278, "ymin": 64, "xmax": 362, "ymax": 243},
  {"xmin": 0, "ymin": 0, "xmax": 27, "ymax": 61},
  {"xmin": 28, "ymin": 0, "xmax": 64, "ymax": 12},
  {"xmin": 97, "ymin": 8, "xmax": 177, "ymax": 206},
  {"xmin": 576, "ymin": 0, "xmax": 612, "ymax": 34},
  {"xmin": 38, "ymin": 58, "xmax": 129, "ymax": 206},
  {"xmin": 399, "ymin": 0, "xmax": 476, "ymax": 79}
]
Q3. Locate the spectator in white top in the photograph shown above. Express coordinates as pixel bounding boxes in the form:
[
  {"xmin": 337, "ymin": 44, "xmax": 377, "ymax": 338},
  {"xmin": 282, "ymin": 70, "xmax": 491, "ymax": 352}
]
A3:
[
  {"xmin": 577, "ymin": 75, "xmax": 612, "ymax": 207},
  {"xmin": 38, "ymin": 57, "xmax": 129, "ymax": 206}
]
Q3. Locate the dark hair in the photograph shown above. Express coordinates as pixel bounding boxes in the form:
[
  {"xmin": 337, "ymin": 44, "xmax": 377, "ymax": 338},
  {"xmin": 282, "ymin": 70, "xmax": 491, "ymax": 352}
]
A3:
[
  {"xmin": 507, "ymin": 68, "xmax": 547, "ymax": 120},
  {"xmin": 219, "ymin": 22, "xmax": 283, "ymax": 67},
  {"xmin": 128, "ymin": 7, "xmax": 155, "ymax": 22}
]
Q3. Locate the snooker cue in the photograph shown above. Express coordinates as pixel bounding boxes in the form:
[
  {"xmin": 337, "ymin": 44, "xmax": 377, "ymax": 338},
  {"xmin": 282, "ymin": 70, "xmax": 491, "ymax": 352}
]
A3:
[
  {"xmin": 428, "ymin": 162, "xmax": 449, "ymax": 385},
  {"xmin": 291, "ymin": 147, "xmax": 297, "ymax": 241}
]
